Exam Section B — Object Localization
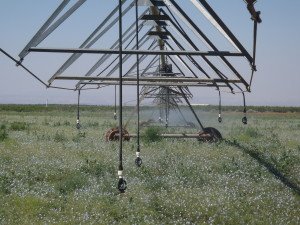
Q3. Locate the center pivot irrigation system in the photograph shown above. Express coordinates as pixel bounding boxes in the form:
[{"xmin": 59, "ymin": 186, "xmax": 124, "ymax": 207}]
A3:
[{"xmin": 1, "ymin": 0, "xmax": 261, "ymax": 192}]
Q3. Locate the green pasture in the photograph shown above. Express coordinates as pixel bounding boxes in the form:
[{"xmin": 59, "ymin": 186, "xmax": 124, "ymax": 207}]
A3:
[{"xmin": 0, "ymin": 105, "xmax": 299, "ymax": 224}]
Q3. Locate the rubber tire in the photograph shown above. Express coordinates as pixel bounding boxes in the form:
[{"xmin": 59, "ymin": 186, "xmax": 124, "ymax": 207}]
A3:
[{"xmin": 199, "ymin": 127, "xmax": 222, "ymax": 142}]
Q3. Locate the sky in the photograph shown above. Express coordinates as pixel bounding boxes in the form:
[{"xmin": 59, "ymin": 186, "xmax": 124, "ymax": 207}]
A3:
[{"xmin": 0, "ymin": 0, "xmax": 300, "ymax": 106}]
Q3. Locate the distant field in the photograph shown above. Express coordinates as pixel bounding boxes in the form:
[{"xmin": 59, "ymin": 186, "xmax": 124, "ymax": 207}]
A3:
[{"xmin": 0, "ymin": 105, "xmax": 299, "ymax": 224}]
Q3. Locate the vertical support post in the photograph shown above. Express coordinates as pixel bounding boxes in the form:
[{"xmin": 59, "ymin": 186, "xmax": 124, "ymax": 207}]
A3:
[
  {"xmin": 117, "ymin": 0, "xmax": 127, "ymax": 193},
  {"xmin": 135, "ymin": 0, "xmax": 142, "ymax": 167}
]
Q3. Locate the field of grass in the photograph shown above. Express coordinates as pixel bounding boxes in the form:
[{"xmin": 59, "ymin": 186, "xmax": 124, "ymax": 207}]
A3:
[{"xmin": 0, "ymin": 105, "xmax": 299, "ymax": 224}]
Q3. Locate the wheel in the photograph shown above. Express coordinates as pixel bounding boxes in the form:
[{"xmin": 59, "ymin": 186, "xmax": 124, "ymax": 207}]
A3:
[
  {"xmin": 105, "ymin": 127, "xmax": 130, "ymax": 141},
  {"xmin": 242, "ymin": 116, "xmax": 248, "ymax": 125},
  {"xmin": 76, "ymin": 122, "xmax": 81, "ymax": 130},
  {"xmin": 113, "ymin": 113, "xmax": 117, "ymax": 120},
  {"xmin": 198, "ymin": 127, "xmax": 222, "ymax": 142},
  {"xmin": 135, "ymin": 157, "xmax": 142, "ymax": 167},
  {"xmin": 117, "ymin": 178, "xmax": 127, "ymax": 193}
]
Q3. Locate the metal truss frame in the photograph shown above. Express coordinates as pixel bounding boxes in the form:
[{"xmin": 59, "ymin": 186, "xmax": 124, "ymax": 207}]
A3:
[{"xmin": 1, "ymin": 0, "xmax": 262, "ymax": 193}]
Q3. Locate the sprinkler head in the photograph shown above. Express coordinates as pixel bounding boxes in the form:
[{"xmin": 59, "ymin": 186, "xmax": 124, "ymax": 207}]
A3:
[
  {"xmin": 242, "ymin": 116, "xmax": 248, "ymax": 125},
  {"xmin": 135, "ymin": 157, "xmax": 142, "ymax": 167},
  {"xmin": 76, "ymin": 120, "xmax": 81, "ymax": 129},
  {"xmin": 218, "ymin": 115, "xmax": 222, "ymax": 123},
  {"xmin": 117, "ymin": 178, "xmax": 127, "ymax": 193},
  {"xmin": 113, "ymin": 112, "xmax": 117, "ymax": 120}
]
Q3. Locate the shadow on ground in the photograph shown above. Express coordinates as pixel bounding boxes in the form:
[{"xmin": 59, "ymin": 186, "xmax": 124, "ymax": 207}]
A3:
[{"xmin": 225, "ymin": 139, "xmax": 300, "ymax": 196}]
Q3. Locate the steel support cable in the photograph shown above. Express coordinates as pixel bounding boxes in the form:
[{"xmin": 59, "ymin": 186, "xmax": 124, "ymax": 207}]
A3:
[
  {"xmin": 166, "ymin": 56, "xmax": 193, "ymax": 99},
  {"xmin": 162, "ymin": 8, "xmax": 215, "ymax": 79},
  {"xmin": 123, "ymin": 64, "xmax": 161, "ymax": 76},
  {"xmin": 161, "ymin": 8, "xmax": 233, "ymax": 91},
  {"xmin": 164, "ymin": 0, "xmax": 249, "ymax": 90},
  {"xmin": 142, "ymin": 87, "xmax": 159, "ymax": 96},
  {"xmin": 123, "ymin": 52, "xmax": 158, "ymax": 77},
  {"xmin": 165, "ymin": 30, "xmax": 232, "ymax": 92},
  {"xmin": 127, "ymin": 56, "xmax": 158, "ymax": 77},
  {"xmin": 166, "ymin": 55, "xmax": 187, "ymax": 77},
  {"xmin": 79, "ymin": 21, "xmax": 146, "ymax": 78},
  {"xmin": 165, "ymin": 47, "xmax": 198, "ymax": 78},
  {"xmin": 93, "ymin": 38, "xmax": 155, "ymax": 87},
  {"xmin": 162, "ymin": 4, "xmax": 234, "ymax": 87},
  {"xmin": 140, "ymin": 56, "xmax": 160, "ymax": 77},
  {"xmin": 1, "ymin": 48, "xmax": 47, "ymax": 86},
  {"xmin": 77, "ymin": 24, "xmax": 149, "ymax": 90},
  {"xmin": 75, "ymin": 11, "xmax": 149, "ymax": 89},
  {"xmin": 165, "ymin": 55, "xmax": 192, "ymax": 92},
  {"xmin": 166, "ymin": 24, "xmax": 229, "ymax": 88},
  {"xmin": 1, "ymin": 48, "xmax": 75, "ymax": 91},
  {"xmin": 100, "ymin": 35, "xmax": 152, "ymax": 78},
  {"xmin": 123, "ymin": 39, "xmax": 157, "ymax": 77},
  {"xmin": 106, "ymin": 37, "xmax": 156, "ymax": 80},
  {"xmin": 165, "ymin": 31, "xmax": 211, "ymax": 79},
  {"xmin": 49, "ymin": 0, "xmax": 134, "ymax": 84},
  {"xmin": 122, "ymin": 57, "xmax": 161, "ymax": 130},
  {"xmin": 124, "ymin": 51, "xmax": 158, "ymax": 77},
  {"xmin": 56, "ymin": 3, "xmax": 128, "ymax": 83},
  {"xmin": 162, "ymin": 59, "xmax": 194, "ymax": 106},
  {"xmin": 164, "ymin": 6, "xmax": 231, "ymax": 83}
]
